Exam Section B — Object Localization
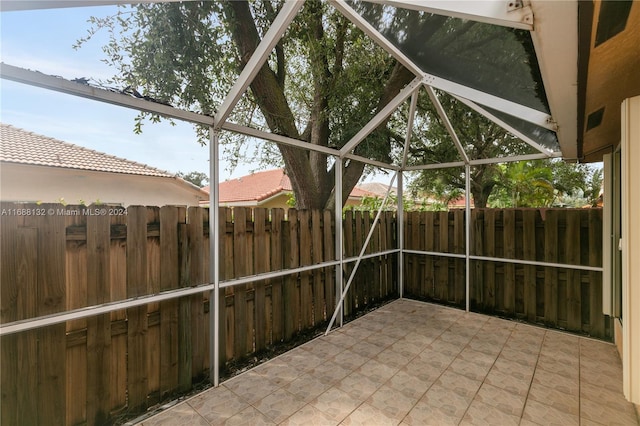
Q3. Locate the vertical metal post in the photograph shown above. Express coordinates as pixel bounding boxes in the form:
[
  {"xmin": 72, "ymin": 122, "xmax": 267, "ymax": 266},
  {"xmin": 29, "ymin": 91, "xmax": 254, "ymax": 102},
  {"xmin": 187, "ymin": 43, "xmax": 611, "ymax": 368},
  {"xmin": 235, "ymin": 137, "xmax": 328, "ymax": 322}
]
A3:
[
  {"xmin": 335, "ymin": 158, "xmax": 344, "ymax": 328},
  {"xmin": 465, "ymin": 163, "xmax": 471, "ymax": 312},
  {"xmin": 209, "ymin": 128, "xmax": 220, "ymax": 386},
  {"xmin": 397, "ymin": 171, "xmax": 404, "ymax": 298}
]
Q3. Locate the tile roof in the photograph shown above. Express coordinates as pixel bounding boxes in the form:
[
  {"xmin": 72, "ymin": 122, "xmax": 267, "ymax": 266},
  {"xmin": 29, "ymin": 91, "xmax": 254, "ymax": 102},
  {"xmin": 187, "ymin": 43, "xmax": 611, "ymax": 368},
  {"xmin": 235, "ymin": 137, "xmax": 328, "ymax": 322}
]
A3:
[
  {"xmin": 206, "ymin": 169, "xmax": 293, "ymax": 203},
  {"xmin": 0, "ymin": 123, "xmax": 174, "ymax": 178},
  {"xmin": 204, "ymin": 168, "xmax": 376, "ymax": 203}
]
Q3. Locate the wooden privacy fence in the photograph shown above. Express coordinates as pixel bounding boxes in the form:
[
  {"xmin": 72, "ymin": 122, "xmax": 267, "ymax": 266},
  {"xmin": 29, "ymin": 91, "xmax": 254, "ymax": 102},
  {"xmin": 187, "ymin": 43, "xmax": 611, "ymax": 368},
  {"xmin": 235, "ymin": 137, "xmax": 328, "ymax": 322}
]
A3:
[
  {"xmin": 0, "ymin": 203, "xmax": 397, "ymax": 426},
  {"xmin": 403, "ymin": 208, "xmax": 609, "ymax": 339}
]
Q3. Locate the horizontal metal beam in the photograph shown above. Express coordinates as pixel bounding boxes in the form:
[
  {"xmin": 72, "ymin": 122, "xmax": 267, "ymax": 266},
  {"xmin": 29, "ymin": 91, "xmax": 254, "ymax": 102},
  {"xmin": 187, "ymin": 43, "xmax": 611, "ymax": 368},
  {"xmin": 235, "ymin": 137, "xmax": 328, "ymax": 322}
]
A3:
[
  {"xmin": 222, "ymin": 122, "xmax": 401, "ymax": 171},
  {"xmin": 403, "ymin": 161, "xmax": 466, "ymax": 171},
  {"xmin": 1, "ymin": 63, "xmax": 215, "ymax": 127},
  {"xmin": 221, "ymin": 122, "xmax": 339, "ymax": 157},
  {"xmin": 469, "ymin": 152, "xmax": 562, "ymax": 165},
  {"xmin": 368, "ymin": 0, "xmax": 534, "ymax": 30},
  {"xmin": 404, "ymin": 249, "xmax": 604, "ymax": 271}
]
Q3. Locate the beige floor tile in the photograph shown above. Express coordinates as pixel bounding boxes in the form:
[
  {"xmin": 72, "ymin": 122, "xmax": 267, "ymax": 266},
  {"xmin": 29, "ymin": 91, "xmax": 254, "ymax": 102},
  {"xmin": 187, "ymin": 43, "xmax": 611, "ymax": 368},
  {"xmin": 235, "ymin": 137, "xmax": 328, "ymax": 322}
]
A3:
[
  {"xmin": 484, "ymin": 366, "xmax": 532, "ymax": 397},
  {"xmin": 580, "ymin": 397, "xmax": 639, "ymax": 425},
  {"xmin": 335, "ymin": 371, "xmax": 381, "ymax": 402},
  {"xmin": 252, "ymin": 359, "xmax": 300, "ymax": 386},
  {"xmin": 141, "ymin": 403, "xmax": 209, "ymax": 426},
  {"xmin": 279, "ymin": 404, "xmax": 339, "ymax": 426},
  {"xmin": 366, "ymin": 383, "xmax": 419, "ymax": 420},
  {"xmin": 536, "ymin": 353, "xmax": 580, "ymax": 380},
  {"xmin": 224, "ymin": 405, "xmax": 276, "ymax": 426},
  {"xmin": 436, "ymin": 369, "xmax": 482, "ymax": 400},
  {"xmin": 252, "ymin": 387, "xmax": 306, "ymax": 423},
  {"xmin": 447, "ymin": 356, "xmax": 492, "ymax": 381},
  {"xmin": 222, "ymin": 370, "xmax": 281, "ymax": 405},
  {"xmin": 323, "ymin": 330, "xmax": 359, "ymax": 349},
  {"xmin": 374, "ymin": 347, "xmax": 414, "ymax": 369},
  {"xmin": 473, "ymin": 382, "xmax": 526, "ymax": 417},
  {"xmin": 403, "ymin": 394, "xmax": 464, "ymax": 426},
  {"xmin": 459, "ymin": 399, "xmax": 520, "ymax": 426},
  {"xmin": 284, "ymin": 372, "xmax": 333, "ymax": 403},
  {"xmin": 330, "ymin": 348, "xmax": 370, "ymax": 371},
  {"xmin": 528, "ymin": 381, "xmax": 579, "ymax": 415},
  {"xmin": 310, "ymin": 387, "xmax": 362, "ymax": 423},
  {"xmin": 357, "ymin": 358, "xmax": 398, "ymax": 385},
  {"xmin": 522, "ymin": 398, "xmax": 579, "ymax": 426},
  {"xmin": 188, "ymin": 385, "xmax": 251, "ymax": 423},
  {"xmin": 491, "ymin": 356, "xmax": 535, "ymax": 382},
  {"xmin": 414, "ymin": 347, "xmax": 456, "ymax": 371},
  {"xmin": 386, "ymin": 369, "xmax": 435, "ymax": 400},
  {"xmin": 309, "ymin": 362, "xmax": 353, "ymax": 386},
  {"xmin": 340, "ymin": 401, "xmax": 399, "ymax": 426},
  {"xmin": 532, "ymin": 367, "xmax": 579, "ymax": 396}
]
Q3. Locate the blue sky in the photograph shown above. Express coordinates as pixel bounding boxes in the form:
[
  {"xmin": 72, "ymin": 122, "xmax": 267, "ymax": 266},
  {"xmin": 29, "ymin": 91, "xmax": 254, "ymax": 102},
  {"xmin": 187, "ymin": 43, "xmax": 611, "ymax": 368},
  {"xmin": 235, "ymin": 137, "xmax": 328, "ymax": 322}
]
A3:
[{"xmin": 0, "ymin": 4, "xmax": 260, "ymax": 181}]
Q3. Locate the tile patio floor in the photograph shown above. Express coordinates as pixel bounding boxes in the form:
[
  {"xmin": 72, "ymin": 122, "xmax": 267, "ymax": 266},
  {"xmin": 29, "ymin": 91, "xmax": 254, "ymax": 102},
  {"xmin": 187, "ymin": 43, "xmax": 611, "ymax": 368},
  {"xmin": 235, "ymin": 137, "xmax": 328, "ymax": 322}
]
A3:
[{"xmin": 137, "ymin": 299, "xmax": 639, "ymax": 425}]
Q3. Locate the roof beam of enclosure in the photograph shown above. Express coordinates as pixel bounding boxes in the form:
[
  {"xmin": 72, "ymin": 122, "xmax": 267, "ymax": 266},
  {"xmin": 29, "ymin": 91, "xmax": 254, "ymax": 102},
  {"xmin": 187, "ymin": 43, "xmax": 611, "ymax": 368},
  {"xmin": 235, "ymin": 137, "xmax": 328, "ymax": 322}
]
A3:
[
  {"xmin": 403, "ymin": 151, "xmax": 562, "ymax": 172},
  {"xmin": 0, "ymin": 63, "xmax": 215, "ymax": 127},
  {"xmin": 213, "ymin": 0, "xmax": 304, "ymax": 129},
  {"xmin": 452, "ymin": 94, "xmax": 560, "ymax": 156},
  {"xmin": 425, "ymin": 85, "xmax": 470, "ymax": 164},
  {"xmin": 332, "ymin": 0, "xmax": 555, "ymax": 131},
  {"xmin": 221, "ymin": 122, "xmax": 400, "ymax": 171},
  {"xmin": 339, "ymin": 77, "xmax": 422, "ymax": 157},
  {"xmin": 0, "ymin": 0, "xmax": 194, "ymax": 12},
  {"xmin": 367, "ymin": 0, "xmax": 534, "ymax": 30}
]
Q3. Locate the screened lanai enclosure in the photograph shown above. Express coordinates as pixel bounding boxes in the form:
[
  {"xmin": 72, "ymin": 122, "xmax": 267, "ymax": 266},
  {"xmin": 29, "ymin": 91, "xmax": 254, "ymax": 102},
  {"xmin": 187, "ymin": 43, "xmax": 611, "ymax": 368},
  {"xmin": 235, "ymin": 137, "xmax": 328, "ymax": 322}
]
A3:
[{"xmin": 1, "ymin": 0, "xmax": 636, "ymax": 425}]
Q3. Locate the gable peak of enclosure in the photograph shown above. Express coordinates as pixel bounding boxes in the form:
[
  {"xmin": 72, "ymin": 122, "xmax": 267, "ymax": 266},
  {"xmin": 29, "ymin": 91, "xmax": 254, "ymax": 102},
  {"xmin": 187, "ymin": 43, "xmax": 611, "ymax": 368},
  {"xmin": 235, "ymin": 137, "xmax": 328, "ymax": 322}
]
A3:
[{"xmin": 1, "ymin": 0, "xmax": 581, "ymax": 167}]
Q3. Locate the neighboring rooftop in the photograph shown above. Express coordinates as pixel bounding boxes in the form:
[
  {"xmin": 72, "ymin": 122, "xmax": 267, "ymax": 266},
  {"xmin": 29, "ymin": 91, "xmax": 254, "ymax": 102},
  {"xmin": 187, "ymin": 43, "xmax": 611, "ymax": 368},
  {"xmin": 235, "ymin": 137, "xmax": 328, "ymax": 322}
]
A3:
[
  {"xmin": 0, "ymin": 123, "xmax": 174, "ymax": 178},
  {"xmin": 203, "ymin": 169, "xmax": 375, "ymax": 204}
]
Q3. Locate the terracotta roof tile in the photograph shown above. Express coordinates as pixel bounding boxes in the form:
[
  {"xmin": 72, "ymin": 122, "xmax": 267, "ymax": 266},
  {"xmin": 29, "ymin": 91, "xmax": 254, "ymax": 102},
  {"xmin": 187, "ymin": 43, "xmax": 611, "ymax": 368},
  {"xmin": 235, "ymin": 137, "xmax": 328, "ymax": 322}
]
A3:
[
  {"xmin": 205, "ymin": 168, "xmax": 375, "ymax": 203},
  {"xmin": 212, "ymin": 169, "xmax": 293, "ymax": 203},
  {"xmin": 0, "ymin": 123, "xmax": 174, "ymax": 178}
]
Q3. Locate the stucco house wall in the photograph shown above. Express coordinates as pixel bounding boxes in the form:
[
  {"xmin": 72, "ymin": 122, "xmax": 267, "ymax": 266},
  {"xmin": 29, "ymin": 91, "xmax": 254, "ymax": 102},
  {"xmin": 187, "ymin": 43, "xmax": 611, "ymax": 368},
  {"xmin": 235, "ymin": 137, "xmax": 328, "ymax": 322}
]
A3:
[{"xmin": 0, "ymin": 124, "xmax": 208, "ymax": 207}]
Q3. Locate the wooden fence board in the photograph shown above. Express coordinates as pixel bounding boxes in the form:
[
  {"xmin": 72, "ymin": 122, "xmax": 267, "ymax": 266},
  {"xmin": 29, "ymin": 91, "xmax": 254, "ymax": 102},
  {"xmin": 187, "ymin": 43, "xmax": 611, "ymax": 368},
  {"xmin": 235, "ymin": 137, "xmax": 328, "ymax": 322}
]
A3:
[
  {"xmin": 253, "ymin": 208, "xmax": 268, "ymax": 351},
  {"xmin": 454, "ymin": 210, "xmax": 465, "ymax": 304},
  {"xmin": 544, "ymin": 210, "xmax": 559, "ymax": 325},
  {"xmin": 126, "ymin": 206, "xmax": 149, "ymax": 412},
  {"xmin": 323, "ymin": 210, "xmax": 335, "ymax": 321},
  {"xmin": 17, "ymin": 227, "xmax": 38, "ymax": 425},
  {"xmin": 484, "ymin": 210, "xmax": 496, "ymax": 309},
  {"xmin": 0, "ymin": 207, "xmax": 18, "ymax": 423},
  {"xmin": 437, "ymin": 211, "xmax": 449, "ymax": 301},
  {"xmin": 233, "ymin": 207, "xmax": 249, "ymax": 358},
  {"xmin": 503, "ymin": 209, "xmax": 516, "ymax": 314},
  {"xmin": 271, "ymin": 208, "xmax": 284, "ymax": 343},
  {"xmin": 187, "ymin": 207, "xmax": 205, "ymax": 377},
  {"xmin": 298, "ymin": 210, "xmax": 312, "ymax": 328},
  {"xmin": 566, "ymin": 210, "xmax": 582, "ymax": 331},
  {"xmin": 312, "ymin": 210, "xmax": 324, "ymax": 325},
  {"xmin": 523, "ymin": 209, "xmax": 537, "ymax": 322},
  {"xmin": 423, "ymin": 212, "xmax": 434, "ymax": 299},
  {"xmin": 86, "ymin": 209, "xmax": 112, "ymax": 424},
  {"xmin": 589, "ymin": 209, "xmax": 605, "ymax": 336},
  {"xmin": 283, "ymin": 209, "xmax": 298, "ymax": 338},
  {"xmin": 343, "ymin": 210, "xmax": 353, "ymax": 316}
]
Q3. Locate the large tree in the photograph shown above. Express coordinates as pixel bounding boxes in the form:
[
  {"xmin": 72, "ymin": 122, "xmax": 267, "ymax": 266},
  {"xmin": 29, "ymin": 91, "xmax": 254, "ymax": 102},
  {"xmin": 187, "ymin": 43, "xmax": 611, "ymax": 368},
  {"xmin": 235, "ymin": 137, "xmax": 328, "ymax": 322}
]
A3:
[
  {"xmin": 81, "ymin": 0, "xmax": 423, "ymax": 209},
  {"xmin": 407, "ymin": 92, "xmax": 533, "ymax": 208}
]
